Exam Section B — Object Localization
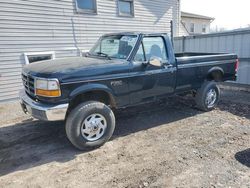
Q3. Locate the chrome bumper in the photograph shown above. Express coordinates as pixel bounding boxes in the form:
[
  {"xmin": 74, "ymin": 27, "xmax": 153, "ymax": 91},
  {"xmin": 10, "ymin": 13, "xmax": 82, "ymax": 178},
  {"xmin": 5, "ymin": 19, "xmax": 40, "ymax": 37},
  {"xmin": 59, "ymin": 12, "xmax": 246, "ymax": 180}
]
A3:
[{"xmin": 19, "ymin": 89, "xmax": 68, "ymax": 121}]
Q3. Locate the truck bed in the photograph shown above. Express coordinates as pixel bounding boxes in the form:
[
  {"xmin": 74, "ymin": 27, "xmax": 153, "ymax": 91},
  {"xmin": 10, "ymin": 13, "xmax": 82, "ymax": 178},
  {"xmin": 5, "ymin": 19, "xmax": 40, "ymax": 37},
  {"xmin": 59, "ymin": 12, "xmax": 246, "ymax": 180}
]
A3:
[
  {"xmin": 174, "ymin": 52, "xmax": 238, "ymax": 93},
  {"xmin": 175, "ymin": 52, "xmax": 238, "ymax": 64},
  {"xmin": 175, "ymin": 52, "xmax": 223, "ymax": 57}
]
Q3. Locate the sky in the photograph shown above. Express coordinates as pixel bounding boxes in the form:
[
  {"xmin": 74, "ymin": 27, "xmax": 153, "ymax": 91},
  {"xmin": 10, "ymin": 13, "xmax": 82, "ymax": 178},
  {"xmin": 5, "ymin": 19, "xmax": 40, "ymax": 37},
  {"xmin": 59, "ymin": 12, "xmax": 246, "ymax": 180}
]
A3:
[{"xmin": 181, "ymin": 0, "xmax": 250, "ymax": 30}]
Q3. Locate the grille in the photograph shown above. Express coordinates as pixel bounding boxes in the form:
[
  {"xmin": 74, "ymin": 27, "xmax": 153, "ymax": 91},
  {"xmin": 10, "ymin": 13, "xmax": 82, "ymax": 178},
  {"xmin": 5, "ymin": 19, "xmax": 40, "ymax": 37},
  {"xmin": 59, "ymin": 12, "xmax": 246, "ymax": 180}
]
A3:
[{"xmin": 22, "ymin": 73, "xmax": 35, "ymax": 96}]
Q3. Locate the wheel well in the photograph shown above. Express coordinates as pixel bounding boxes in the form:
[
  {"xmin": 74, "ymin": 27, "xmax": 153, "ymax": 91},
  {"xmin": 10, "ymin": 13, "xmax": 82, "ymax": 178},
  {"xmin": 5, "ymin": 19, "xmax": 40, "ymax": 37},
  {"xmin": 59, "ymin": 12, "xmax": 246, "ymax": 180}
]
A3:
[
  {"xmin": 207, "ymin": 70, "xmax": 223, "ymax": 81},
  {"xmin": 67, "ymin": 90, "xmax": 116, "ymax": 114}
]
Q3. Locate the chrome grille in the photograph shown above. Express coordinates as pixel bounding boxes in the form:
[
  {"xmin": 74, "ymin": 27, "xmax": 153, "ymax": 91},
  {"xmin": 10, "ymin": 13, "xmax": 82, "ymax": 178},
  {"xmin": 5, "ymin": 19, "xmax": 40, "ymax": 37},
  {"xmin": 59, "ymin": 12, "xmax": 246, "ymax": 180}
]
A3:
[{"xmin": 22, "ymin": 73, "xmax": 35, "ymax": 96}]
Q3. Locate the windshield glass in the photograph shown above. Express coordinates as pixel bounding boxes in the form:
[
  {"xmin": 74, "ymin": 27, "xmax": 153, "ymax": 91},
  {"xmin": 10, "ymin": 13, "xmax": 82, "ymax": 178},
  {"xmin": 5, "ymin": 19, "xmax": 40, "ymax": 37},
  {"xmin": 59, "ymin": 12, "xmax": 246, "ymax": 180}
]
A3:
[{"xmin": 89, "ymin": 35, "xmax": 138, "ymax": 59}]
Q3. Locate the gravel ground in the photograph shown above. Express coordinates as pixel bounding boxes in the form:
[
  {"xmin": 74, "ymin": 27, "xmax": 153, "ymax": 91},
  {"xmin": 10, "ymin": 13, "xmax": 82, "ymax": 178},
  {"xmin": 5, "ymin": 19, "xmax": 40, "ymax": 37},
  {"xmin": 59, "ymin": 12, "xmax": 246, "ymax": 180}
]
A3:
[{"xmin": 0, "ymin": 88, "xmax": 249, "ymax": 188}]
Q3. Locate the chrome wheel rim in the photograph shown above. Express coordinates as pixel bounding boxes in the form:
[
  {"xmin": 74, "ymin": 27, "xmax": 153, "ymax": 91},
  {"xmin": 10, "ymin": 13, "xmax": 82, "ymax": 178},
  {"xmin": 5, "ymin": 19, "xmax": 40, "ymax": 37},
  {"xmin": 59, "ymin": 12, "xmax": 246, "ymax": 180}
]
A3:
[
  {"xmin": 206, "ymin": 89, "xmax": 217, "ymax": 108},
  {"xmin": 81, "ymin": 113, "xmax": 107, "ymax": 142}
]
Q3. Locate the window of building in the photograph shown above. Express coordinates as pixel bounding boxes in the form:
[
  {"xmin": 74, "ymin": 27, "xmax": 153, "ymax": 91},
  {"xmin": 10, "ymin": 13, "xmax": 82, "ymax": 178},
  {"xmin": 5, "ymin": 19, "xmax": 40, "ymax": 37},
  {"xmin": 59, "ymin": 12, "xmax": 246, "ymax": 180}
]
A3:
[
  {"xmin": 118, "ymin": 0, "xmax": 134, "ymax": 17},
  {"xmin": 190, "ymin": 23, "xmax": 195, "ymax": 33},
  {"xmin": 24, "ymin": 51, "xmax": 55, "ymax": 64},
  {"xmin": 76, "ymin": 0, "xmax": 97, "ymax": 14},
  {"xmin": 202, "ymin": 24, "xmax": 206, "ymax": 33}
]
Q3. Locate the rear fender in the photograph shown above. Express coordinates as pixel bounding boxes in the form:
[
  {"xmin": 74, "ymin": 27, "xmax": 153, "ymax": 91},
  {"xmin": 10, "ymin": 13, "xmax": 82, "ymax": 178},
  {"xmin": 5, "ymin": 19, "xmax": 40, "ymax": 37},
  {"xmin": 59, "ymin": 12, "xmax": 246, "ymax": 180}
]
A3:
[
  {"xmin": 208, "ymin": 66, "xmax": 224, "ymax": 75},
  {"xmin": 207, "ymin": 66, "xmax": 224, "ymax": 81}
]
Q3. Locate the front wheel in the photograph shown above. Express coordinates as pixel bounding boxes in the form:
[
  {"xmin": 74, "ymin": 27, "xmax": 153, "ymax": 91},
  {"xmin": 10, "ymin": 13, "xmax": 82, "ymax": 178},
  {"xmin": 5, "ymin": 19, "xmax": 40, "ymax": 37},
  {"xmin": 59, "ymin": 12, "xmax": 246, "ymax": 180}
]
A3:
[
  {"xmin": 65, "ymin": 101, "xmax": 115, "ymax": 150},
  {"xmin": 195, "ymin": 81, "xmax": 220, "ymax": 111}
]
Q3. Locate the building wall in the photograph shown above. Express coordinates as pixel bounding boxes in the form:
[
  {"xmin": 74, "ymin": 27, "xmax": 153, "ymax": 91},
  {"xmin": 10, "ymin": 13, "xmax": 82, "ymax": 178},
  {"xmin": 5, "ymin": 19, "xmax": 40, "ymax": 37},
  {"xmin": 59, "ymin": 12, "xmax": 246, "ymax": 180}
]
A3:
[
  {"xmin": 179, "ymin": 22, "xmax": 189, "ymax": 36},
  {"xmin": 180, "ymin": 17, "xmax": 211, "ymax": 35},
  {"xmin": 174, "ymin": 29, "xmax": 250, "ymax": 85},
  {"xmin": 0, "ymin": 0, "xmax": 180, "ymax": 102}
]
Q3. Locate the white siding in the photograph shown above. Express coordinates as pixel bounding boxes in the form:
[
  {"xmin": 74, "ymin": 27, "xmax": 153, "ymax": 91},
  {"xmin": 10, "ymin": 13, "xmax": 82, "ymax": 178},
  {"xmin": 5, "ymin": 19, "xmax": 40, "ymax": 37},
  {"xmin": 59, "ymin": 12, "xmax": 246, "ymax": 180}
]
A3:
[
  {"xmin": 180, "ymin": 17, "xmax": 211, "ymax": 35},
  {"xmin": 179, "ymin": 22, "xmax": 189, "ymax": 36},
  {"xmin": 0, "ymin": 0, "xmax": 180, "ymax": 102}
]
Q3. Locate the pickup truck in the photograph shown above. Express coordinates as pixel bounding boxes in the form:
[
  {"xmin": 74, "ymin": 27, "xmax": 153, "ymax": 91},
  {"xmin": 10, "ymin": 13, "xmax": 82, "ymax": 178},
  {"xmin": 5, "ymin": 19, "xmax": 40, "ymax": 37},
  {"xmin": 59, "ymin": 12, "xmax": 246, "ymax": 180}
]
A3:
[{"xmin": 20, "ymin": 32, "xmax": 238, "ymax": 150}]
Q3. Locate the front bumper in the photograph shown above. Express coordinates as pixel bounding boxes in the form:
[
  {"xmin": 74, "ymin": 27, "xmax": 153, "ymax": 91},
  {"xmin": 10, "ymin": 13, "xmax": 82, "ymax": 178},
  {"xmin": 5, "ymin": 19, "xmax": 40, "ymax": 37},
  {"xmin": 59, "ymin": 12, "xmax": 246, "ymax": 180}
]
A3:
[{"xmin": 19, "ymin": 89, "xmax": 69, "ymax": 121}]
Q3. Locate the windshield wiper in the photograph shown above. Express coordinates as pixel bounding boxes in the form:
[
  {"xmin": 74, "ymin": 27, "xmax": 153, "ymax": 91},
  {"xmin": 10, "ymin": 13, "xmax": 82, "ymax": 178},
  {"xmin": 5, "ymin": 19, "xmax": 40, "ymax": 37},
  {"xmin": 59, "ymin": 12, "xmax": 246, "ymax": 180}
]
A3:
[{"xmin": 95, "ymin": 52, "xmax": 112, "ymax": 60}]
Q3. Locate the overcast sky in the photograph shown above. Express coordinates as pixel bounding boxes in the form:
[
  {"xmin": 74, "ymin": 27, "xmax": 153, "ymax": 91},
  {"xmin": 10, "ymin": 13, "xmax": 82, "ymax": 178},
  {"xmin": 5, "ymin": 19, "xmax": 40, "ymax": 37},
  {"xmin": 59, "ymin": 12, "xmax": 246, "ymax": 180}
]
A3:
[{"xmin": 181, "ymin": 0, "xmax": 250, "ymax": 30}]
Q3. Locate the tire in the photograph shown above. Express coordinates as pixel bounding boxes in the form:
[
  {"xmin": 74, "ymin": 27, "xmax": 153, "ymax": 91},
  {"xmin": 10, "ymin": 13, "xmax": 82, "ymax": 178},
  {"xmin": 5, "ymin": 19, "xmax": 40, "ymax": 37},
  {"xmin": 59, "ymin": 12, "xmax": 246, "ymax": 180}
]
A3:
[
  {"xmin": 195, "ymin": 81, "xmax": 220, "ymax": 111},
  {"xmin": 65, "ymin": 101, "xmax": 115, "ymax": 150}
]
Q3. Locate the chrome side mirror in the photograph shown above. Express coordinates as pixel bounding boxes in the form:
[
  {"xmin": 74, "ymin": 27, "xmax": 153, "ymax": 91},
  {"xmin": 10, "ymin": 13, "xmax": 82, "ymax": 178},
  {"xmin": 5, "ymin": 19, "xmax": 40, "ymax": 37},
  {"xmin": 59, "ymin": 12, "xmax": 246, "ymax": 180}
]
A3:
[{"xmin": 149, "ymin": 56, "xmax": 162, "ymax": 67}]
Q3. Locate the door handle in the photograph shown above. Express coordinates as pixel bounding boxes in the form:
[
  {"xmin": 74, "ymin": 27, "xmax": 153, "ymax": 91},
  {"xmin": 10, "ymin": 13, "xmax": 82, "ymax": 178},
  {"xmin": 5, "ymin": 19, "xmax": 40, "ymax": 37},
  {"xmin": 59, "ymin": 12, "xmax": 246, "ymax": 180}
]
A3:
[
  {"xmin": 163, "ymin": 64, "xmax": 175, "ymax": 74},
  {"xmin": 164, "ymin": 64, "xmax": 173, "ymax": 69}
]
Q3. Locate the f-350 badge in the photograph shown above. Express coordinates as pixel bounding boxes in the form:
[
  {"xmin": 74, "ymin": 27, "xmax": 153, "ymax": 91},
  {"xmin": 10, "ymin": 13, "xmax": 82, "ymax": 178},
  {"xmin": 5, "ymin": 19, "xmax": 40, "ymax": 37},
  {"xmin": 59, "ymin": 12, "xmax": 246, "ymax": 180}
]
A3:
[{"xmin": 111, "ymin": 80, "xmax": 123, "ymax": 86}]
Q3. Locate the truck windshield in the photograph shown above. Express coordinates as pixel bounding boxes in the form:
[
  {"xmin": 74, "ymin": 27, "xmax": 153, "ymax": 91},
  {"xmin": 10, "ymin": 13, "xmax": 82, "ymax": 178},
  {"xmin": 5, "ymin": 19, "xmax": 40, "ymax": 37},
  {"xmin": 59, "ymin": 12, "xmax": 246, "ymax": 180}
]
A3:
[{"xmin": 89, "ymin": 35, "xmax": 138, "ymax": 60}]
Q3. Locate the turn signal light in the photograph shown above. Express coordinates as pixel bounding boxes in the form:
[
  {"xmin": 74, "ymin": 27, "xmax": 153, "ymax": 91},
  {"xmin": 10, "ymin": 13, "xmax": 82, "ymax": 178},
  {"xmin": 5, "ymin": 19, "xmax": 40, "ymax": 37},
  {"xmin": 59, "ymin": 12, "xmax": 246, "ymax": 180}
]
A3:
[{"xmin": 36, "ymin": 89, "xmax": 61, "ymax": 97}]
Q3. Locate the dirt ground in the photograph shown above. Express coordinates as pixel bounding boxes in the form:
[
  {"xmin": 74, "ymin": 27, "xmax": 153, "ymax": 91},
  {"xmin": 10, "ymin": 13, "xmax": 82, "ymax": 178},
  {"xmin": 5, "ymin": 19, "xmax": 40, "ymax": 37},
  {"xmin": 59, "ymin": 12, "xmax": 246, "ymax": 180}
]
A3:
[{"xmin": 0, "ymin": 88, "xmax": 249, "ymax": 188}]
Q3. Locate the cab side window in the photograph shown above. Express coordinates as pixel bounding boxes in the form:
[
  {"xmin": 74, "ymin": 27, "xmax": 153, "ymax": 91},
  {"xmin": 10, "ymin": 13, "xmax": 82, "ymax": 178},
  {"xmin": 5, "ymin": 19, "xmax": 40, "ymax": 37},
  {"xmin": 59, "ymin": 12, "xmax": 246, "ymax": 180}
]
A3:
[
  {"xmin": 143, "ymin": 37, "xmax": 167, "ymax": 62},
  {"xmin": 134, "ymin": 37, "xmax": 168, "ymax": 63}
]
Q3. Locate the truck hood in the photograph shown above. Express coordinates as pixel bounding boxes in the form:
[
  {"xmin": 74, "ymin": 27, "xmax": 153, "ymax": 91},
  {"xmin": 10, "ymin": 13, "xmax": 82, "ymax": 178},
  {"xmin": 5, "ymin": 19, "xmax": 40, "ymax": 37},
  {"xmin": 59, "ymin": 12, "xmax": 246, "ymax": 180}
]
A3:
[
  {"xmin": 23, "ymin": 57, "xmax": 120, "ymax": 74},
  {"xmin": 22, "ymin": 56, "xmax": 129, "ymax": 83}
]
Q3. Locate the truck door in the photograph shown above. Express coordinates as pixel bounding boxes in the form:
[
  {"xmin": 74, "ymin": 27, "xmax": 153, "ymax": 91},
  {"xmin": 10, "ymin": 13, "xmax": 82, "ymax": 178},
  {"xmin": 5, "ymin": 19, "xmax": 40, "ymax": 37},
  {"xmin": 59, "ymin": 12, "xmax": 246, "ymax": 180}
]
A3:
[{"xmin": 129, "ymin": 36, "xmax": 176, "ymax": 104}]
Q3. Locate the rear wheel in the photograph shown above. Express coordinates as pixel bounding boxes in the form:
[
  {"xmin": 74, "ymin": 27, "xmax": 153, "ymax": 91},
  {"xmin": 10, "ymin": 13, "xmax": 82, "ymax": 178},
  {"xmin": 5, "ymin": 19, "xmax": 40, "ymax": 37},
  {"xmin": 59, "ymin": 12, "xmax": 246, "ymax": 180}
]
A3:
[
  {"xmin": 195, "ymin": 81, "xmax": 220, "ymax": 111},
  {"xmin": 65, "ymin": 101, "xmax": 115, "ymax": 150}
]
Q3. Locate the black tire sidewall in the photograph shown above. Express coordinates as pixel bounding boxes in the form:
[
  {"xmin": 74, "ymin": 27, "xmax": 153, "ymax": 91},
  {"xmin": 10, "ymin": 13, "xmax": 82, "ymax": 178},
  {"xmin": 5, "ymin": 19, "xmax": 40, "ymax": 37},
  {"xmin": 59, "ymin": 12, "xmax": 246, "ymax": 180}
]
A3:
[
  {"xmin": 196, "ymin": 81, "xmax": 220, "ymax": 111},
  {"xmin": 66, "ymin": 101, "xmax": 115, "ymax": 150}
]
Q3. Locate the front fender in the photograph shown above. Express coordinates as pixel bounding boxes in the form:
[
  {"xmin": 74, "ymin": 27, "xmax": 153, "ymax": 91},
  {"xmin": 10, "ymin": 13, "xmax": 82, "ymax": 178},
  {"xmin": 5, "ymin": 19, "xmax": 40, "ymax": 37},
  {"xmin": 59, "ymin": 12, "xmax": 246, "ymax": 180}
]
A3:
[{"xmin": 69, "ymin": 83, "xmax": 116, "ymax": 102}]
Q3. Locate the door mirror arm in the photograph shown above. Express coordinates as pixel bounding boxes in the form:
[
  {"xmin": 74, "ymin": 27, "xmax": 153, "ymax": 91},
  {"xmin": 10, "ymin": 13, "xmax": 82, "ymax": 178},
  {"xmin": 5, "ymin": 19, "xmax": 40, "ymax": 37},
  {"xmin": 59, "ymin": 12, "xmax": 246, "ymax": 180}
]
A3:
[{"xmin": 142, "ymin": 60, "xmax": 149, "ymax": 66}]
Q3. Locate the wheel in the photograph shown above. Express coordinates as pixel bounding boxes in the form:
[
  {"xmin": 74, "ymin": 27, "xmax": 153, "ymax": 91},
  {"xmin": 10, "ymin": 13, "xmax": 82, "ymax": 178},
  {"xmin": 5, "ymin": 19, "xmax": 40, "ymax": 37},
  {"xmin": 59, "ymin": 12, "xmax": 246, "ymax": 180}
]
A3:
[
  {"xmin": 195, "ymin": 81, "xmax": 220, "ymax": 111},
  {"xmin": 65, "ymin": 101, "xmax": 115, "ymax": 150}
]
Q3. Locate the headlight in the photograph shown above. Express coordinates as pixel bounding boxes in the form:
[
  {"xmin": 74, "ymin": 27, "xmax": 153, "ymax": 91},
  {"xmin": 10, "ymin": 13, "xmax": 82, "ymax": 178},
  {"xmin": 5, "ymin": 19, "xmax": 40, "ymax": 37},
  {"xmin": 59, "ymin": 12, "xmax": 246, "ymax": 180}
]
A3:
[{"xmin": 35, "ymin": 78, "xmax": 61, "ymax": 97}]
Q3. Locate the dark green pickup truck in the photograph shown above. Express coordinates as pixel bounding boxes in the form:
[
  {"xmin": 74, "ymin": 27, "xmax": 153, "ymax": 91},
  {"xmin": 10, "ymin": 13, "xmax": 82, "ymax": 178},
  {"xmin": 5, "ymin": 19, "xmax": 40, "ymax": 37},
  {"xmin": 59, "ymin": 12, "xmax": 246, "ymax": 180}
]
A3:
[{"xmin": 20, "ymin": 32, "xmax": 238, "ymax": 150}]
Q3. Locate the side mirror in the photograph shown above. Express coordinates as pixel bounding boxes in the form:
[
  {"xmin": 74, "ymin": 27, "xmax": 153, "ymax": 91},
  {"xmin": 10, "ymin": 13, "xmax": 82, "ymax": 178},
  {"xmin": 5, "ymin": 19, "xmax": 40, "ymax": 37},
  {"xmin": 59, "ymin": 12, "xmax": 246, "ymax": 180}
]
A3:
[{"xmin": 149, "ymin": 56, "xmax": 162, "ymax": 67}]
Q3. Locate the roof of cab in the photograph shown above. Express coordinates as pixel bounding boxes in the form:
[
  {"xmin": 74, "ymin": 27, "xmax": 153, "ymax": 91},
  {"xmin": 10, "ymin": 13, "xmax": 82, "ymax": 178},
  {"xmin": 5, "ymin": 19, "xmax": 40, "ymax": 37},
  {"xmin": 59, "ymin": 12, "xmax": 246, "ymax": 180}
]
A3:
[{"xmin": 102, "ymin": 32, "xmax": 169, "ymax": 37}]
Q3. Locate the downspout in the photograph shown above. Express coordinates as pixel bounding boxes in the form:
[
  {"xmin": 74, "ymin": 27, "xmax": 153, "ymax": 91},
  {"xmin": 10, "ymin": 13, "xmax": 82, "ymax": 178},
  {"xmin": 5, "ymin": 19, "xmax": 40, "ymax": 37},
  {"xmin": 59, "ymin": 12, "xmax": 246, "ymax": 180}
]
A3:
[{"xmin": 170, "ymin": 20, "xmax": 174, "ymax": 48}]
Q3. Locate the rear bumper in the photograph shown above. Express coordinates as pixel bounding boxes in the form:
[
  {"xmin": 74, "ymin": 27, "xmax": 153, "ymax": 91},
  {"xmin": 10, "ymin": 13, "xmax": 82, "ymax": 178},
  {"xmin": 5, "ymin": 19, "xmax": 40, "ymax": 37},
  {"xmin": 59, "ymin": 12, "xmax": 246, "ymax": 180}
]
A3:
[{"xmin": 19, "ymin": 89, "xmax": 68, "ymax": 121}]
